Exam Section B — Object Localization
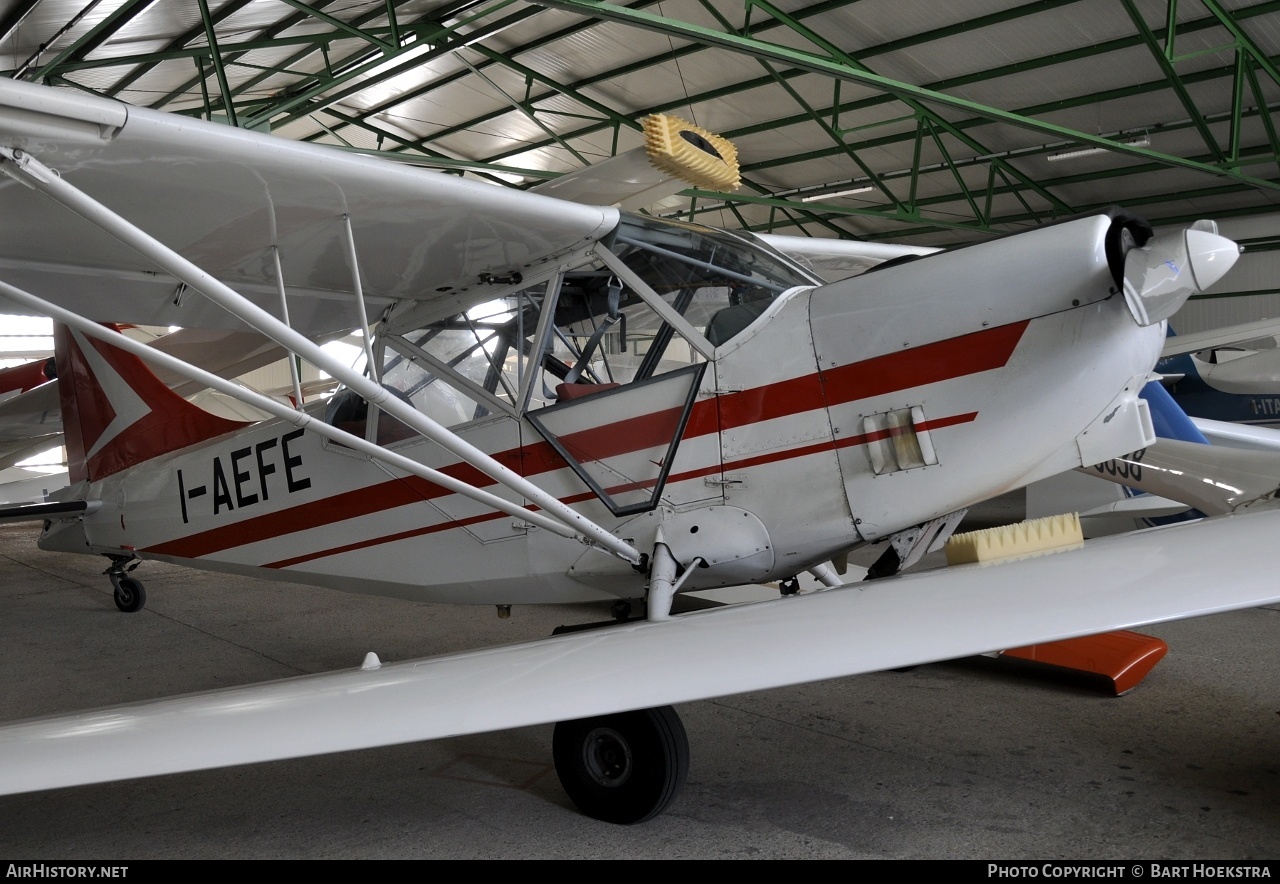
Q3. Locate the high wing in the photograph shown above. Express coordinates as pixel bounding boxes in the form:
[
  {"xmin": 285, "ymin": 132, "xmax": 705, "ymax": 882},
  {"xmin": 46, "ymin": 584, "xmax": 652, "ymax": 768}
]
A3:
[
  {"xmin": 0, "ymin": 75, "xmax": 1263, "ymax": 821},
  {"xmin": 0, "ymin": 78, "xmax": 617, "ymax": 335},
  {"xmin": 529, "ymin": 113, "xmax": 740, "ymax": 211},
  {"xmin": 3, "ymin": 508, "xmax": 1279, "ymax": 796},
  {"xmin": 756, "ymin": 234, "xmax": 940, "ymax": 281}
]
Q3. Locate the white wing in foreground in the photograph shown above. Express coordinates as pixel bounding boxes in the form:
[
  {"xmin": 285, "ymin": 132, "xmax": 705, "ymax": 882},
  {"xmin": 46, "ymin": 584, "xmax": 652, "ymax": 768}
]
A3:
[{"xmin": 3, "ymin": 509, "xmax": 1279, "ymax": 796}]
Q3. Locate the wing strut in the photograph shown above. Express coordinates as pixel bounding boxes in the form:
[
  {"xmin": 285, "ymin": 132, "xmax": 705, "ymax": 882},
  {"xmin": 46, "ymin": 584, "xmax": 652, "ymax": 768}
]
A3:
[
  {"xmin": 269, "ymin": 246, "xmax": 305, "ymax": 407},
  {"xmin": 0, "ymin": 279, "xmax": 589, "ymax": 541},
  {"xmin": 0, "ymin": 147, "xmax": 641, "ymax": 564},
  {"xmin": 340, "ymin": 214, "xmax": 380, "ymax": 385}
]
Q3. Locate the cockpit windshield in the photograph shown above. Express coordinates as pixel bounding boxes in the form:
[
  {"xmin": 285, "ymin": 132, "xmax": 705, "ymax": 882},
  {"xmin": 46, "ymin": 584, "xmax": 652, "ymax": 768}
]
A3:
[{"xmin": 611, "ymin": 214, "xmax": 818, "ymax": 309}]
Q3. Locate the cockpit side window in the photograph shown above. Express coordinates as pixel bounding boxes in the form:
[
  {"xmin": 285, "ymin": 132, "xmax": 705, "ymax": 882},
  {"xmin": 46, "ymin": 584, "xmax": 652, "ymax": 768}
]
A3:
[{"xmin": 323, "ymin": 214, "xmax": 817, "ymax": 440}]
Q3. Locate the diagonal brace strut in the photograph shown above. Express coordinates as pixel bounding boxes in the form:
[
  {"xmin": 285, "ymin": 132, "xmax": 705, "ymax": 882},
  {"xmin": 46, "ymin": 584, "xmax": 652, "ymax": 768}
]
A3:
[{"xmin": 0, "ymin": 146, "xmax": 642, "ymax": 565}]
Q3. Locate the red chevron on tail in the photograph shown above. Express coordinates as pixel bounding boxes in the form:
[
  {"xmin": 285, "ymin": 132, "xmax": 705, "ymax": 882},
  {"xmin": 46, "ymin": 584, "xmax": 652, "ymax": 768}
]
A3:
[{"xmin": 55, "ymin": 325, "xmax": 249, "ymax": 484}]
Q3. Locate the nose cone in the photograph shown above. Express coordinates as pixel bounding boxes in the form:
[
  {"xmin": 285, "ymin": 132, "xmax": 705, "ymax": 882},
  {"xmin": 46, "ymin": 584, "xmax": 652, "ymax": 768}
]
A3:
[
  {"xmin": 1123, "ymin": 225, "xmax": 1240, "ymax": 326},
  {"xmin": 1186, "ymin": 227, "xmax": 1241, "ymax": 291}
]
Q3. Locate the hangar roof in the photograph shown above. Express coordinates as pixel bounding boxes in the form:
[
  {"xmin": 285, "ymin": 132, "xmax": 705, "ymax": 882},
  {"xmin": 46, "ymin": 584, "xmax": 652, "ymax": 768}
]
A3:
[{"xmin": 1, "ymin": 0, "xmax": 1279, "ymax": 248}]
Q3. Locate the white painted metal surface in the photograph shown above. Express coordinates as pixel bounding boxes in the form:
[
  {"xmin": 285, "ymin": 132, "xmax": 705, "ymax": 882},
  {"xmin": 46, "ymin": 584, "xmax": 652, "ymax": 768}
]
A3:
[
  {"xmin": 1091, "ymin": 437, "xmax": 1280, "ymax": 516},
  {"xmin": 1192, "ymin": 416, "xmax": 1280, "ymax": 451},
  {"xmin": 0, "ymin": 78, "xmax": 619, "ymax": 335},
  {"xmin": 1162, "ymin": 317, "xmax": 1280, "ymax": 358},
  {"xmin": 4, "ymin": 508, "xmax": 1280, "ymax": 796},
  {"xmin": 0, "ymin": 151, "xmax": 640, "ymax": 564},
  {"xmin": 757, "ymin": 233, "xmax": 940, "ymax": 281},
  {"xmin": 1123, "ymin": 228, "xmax": 1241, "ymax": 326}
]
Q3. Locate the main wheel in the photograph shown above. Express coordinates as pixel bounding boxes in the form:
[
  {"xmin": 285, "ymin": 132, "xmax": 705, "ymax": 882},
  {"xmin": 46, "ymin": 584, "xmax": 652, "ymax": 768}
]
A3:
[
  {"xmin": 110, "ymin": 575, "xmax": 146, "ymax": 613},
  {"xmin": 552, "ymin": 705, "xmax": 688, "ymax": 824}
]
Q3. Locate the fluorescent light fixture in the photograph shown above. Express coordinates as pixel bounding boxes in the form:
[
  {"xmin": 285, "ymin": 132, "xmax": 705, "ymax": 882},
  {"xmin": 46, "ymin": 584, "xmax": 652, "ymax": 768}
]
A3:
[
  {"xmin": 1046, "ymin": 135, "xmax": 1150, "ymax": 162},
  {"xmin": 799, "ymin": 185, "xmax": 874, "ymax": 202}
]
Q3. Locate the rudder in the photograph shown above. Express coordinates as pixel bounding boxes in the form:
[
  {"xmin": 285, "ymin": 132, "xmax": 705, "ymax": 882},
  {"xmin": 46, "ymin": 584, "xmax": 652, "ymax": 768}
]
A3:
[{"xmin": 55, "ymin": 324, "xmax": 248, "ymax": 484}]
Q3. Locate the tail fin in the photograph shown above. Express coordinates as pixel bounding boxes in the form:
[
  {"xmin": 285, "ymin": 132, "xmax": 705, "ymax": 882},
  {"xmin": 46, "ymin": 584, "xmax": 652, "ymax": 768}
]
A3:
[{"xmin": 55, "ymin": 324, "xmax": 248, "ymax": 484}]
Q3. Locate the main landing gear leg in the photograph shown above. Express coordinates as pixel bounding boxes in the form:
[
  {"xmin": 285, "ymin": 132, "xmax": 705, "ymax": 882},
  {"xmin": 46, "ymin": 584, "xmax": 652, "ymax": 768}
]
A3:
[
  {"xmin": 552, "ymin": 705, "xmax": 689, "ymax": 824},
  {"xmin": 104, "ymin": 557, "xmax": 146, "ymax": 613}
]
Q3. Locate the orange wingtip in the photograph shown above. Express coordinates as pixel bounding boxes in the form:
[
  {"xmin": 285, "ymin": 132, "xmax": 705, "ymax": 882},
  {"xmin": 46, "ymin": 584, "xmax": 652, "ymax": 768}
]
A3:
[{"xmin": 1001, "ymin": 630, "xmax": 1168, "ymax": 696}]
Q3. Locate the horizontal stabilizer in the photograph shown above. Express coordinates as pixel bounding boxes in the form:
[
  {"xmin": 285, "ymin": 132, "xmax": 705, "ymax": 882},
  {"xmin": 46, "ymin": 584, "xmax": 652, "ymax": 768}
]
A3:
[{"xmin": 4, "ymin": 509, "xmax": 1280, "ymax": 796}]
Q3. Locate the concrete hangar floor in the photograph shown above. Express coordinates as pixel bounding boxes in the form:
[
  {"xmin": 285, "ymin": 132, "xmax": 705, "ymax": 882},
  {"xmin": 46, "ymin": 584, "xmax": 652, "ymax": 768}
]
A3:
[{"xmin": 0, "ymin": 495, "xmax": 1277, "ymax": 860}]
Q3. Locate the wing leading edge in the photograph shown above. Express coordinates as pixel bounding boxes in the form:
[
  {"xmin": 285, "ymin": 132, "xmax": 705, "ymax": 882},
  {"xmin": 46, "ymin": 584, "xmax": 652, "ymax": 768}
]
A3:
[{"xmin": 3, "ymin": 509, "xmax": 1279, "ymax": 796}]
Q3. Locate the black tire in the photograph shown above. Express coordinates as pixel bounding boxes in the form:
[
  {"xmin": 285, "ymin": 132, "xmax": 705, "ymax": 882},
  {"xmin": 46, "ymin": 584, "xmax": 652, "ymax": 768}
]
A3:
[
  {"xmin": 111, "ymin": 575, "xmax": 146, "ymax": 613},
  {"xmin": 552, "ymin": 705, "xmax": 688, "ymax": 824}
]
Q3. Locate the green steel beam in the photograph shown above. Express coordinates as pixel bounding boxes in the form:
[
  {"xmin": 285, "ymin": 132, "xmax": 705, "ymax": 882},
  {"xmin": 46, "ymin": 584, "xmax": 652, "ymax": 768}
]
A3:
[
  {"xmin": 469, "ymin": 45, "xmax": 640, "ymax": 132},
  {"xmin": 1120, "ymin": 0, "xmax": 1225, "ymax": 161},
  {"xmin": 481, "ymin": 0, "xmax": 1153, "ymax": 162},
  {"xmin": 363, "ymin": 0, "xmax": 1048, "ymax": 163},
  {"xmin": 710, "ymin": 125, "xmax": 1280, "ymax": 240},
  {"xmin": 1165, "ymin": 0, "xmax": 1179, "ymax": 59},
  {"xmin": 242, "ymin": 2, "xmax": 530, "ymax": 130},
  {"xmin": 274, "ymin": 0, "xmax": 396, "ymax": 52},
  {"xmin": 21, "ymin": 32, "xmax": 371, "ymax": 75},
  {"xmin": 1230, "ymin": 49, "xmax": 1246, "ymax": 164},
  {"xmin": 149, "ymin": 0, "xmax": 453, "ymax": 115},
  {"xmin": 485, "ymin": 0, "xmax": 1275, "ymax": 186},
  {"xmin": 453, "ymin": 51, "xmax": 591, "ymax": 165},
  {"xmin": 727, "ymin": 6, "xmax": 1273, "ymax": 146},
  {"xmin": 107, "ymin": 0, "xmax": 258, "ymax": 98},
  {"xmin": 1244, "ymin": 59, "xmax": 1280, "ymax": 164},
  {"xmin": 27, "ymin": 0, "xmax": 153, "ymax": 83},
  {"xmin": 292, "ymin": 0, "xmax": 677, "ymax": 153},
  {"xmin": 756, "ymin": 58, "xmax": 904, "ymax": 208},
  {"xmin": 686, "ymin": 0, "xmax": 1267, "ymax": 188},
  {"xmin": 195, "ymin": 0, "xmax": 237, "ymax": 126},
  {"xmin": 702, "ymin": 0, "xmax": 1070, "ymax": 214},
  {"xmin": 128, "ymin": 0, "xmax": 343, "ymax": 105},
  {"xmin": 737, "ymin": 53, "xmax": 1261, "ymax": 174},
  {"xmin": 1199, "ymin": 0, "xmax": 1280, "ymax": 88},
  {"xmin": 924, "ymin": 118, "xmax": 984, "ymax": 225},
  {"xmin": 691, "ymin": 0, "xmax": 904, "ymax": 210}
]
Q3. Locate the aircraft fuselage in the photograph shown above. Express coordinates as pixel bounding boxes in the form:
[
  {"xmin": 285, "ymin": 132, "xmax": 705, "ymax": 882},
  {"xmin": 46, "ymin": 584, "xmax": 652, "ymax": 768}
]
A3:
[{"xmin": 42, "ymin": 215, "xmax": 1162, "ymax": 606}]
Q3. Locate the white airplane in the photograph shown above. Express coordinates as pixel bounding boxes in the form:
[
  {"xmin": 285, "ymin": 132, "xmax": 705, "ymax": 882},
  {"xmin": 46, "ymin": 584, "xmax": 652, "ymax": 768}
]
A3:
[
  {"xmin": 0, "ymin": 78, "xmax": 1273, "ymax": 825},
  {"xmin": 1028, "ymin": 378, "xmax": 1280, "ymax": 537},
  {"xmin": 1157, "ymin": 318, "xmax": 1280, "ymax": 426}
]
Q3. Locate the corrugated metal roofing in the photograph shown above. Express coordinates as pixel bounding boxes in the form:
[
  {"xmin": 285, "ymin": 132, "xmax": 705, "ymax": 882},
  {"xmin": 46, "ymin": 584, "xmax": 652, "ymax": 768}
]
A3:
[{"xmin": 1, "ymin": 0, "xmax": 1279, "ymax": 248}]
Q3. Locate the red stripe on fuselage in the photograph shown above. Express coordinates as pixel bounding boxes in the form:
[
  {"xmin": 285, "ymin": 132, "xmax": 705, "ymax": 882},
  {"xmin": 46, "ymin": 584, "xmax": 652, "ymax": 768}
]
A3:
[
  {"xmin": 142, "ymin": 321, "xmax": 1027, "ymax": 561},
  {"xmin": 258, "ymin": 411, "xmax": 983, "ymax": 569}
]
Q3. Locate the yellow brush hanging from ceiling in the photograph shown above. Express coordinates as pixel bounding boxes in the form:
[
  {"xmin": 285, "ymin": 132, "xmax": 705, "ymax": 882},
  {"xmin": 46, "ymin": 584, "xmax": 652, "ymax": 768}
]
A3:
[{"xmin": 642, "ymin": 113, "xmax": 741, "ymax": 191}]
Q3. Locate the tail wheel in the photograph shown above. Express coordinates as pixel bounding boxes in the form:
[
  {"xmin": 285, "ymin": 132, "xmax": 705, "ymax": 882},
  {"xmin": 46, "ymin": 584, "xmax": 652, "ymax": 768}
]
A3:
[
  {"xmin": 553, "ymin": 705, "xmax": 688, "ymax": 824},
  {"xmin": 110, "ymin": 574, "xmax": 146, "ymax": 613}
]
